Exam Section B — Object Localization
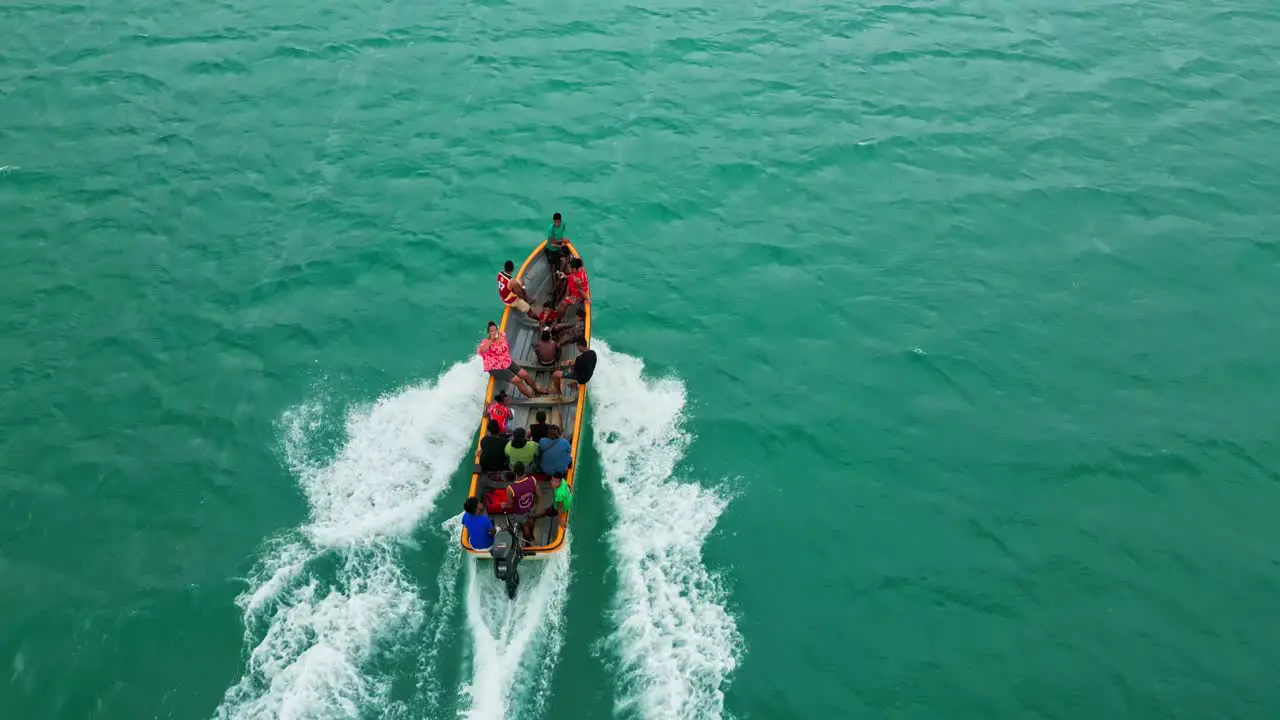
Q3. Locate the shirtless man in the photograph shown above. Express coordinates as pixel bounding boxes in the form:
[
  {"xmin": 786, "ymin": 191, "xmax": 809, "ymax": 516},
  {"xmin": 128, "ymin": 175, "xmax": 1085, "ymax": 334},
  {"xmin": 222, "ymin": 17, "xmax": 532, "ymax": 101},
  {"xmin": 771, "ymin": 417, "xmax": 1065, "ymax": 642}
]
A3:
[
  {"xmin": 533, "ymin": 328, "xmax": 559, "ymax": 368},
  {"xmin": 496, "ymin": 260, "xmax": 541, "ymax": 322}
]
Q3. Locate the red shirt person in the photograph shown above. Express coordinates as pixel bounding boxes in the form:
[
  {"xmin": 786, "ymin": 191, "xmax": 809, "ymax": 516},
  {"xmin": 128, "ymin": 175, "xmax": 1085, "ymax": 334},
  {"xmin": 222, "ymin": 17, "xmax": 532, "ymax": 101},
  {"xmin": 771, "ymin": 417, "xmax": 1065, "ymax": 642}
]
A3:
[
  {"xmin": 557, "ymin": 257, "xmax": 591, "ymax": 313},
  {"xmin": 497, "ymin": 260, "xmax": 542, "ymax": 323}
]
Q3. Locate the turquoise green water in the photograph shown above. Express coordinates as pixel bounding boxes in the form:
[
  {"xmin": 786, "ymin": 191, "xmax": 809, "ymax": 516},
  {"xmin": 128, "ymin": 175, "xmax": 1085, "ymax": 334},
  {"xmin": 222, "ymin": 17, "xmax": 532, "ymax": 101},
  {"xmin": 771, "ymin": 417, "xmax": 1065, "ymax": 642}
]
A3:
[{"xmin": 4, "ymin": 0, "xmax": 1280, "ymax": 717}]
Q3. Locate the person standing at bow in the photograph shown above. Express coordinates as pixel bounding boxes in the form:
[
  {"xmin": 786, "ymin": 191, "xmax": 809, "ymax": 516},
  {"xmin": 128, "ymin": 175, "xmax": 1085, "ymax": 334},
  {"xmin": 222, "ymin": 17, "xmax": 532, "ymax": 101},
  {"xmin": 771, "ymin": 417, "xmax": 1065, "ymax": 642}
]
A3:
[
  {"xmin": 477, "ymin": 321, "xmax": 543, "ymax": 398},
  {"xmin": 544, "ymin": 212, "xmax": 568, "ymax": 272}
]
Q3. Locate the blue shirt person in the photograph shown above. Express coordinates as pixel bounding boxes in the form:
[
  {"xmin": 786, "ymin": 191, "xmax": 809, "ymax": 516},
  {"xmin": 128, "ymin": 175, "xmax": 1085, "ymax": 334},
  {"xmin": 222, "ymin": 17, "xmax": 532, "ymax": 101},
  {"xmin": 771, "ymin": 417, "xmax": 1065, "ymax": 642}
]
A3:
[
  {"xmin": 537, "ymin": 426, "xmax": 573, "ymax": 477},
  {"xmin": 462, "ymin": 497, "xmax": 495, "ymax": 550}
]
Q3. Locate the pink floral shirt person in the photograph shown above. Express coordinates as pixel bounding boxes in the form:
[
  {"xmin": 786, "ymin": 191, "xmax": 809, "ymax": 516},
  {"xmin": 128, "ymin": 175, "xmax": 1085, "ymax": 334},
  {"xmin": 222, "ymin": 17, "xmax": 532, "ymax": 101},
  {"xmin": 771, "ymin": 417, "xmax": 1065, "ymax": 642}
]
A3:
[{"xmin": 478, "ymin": 333, "xmax": 512, "ymax": 372}]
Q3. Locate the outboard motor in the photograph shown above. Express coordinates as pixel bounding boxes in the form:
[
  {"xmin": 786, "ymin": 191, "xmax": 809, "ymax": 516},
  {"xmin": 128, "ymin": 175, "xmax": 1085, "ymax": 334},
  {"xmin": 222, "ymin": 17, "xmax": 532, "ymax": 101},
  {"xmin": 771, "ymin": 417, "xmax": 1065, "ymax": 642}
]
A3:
[{"xmin": 490, "ymin": 520, "xmax": 524, "ymax": 599}]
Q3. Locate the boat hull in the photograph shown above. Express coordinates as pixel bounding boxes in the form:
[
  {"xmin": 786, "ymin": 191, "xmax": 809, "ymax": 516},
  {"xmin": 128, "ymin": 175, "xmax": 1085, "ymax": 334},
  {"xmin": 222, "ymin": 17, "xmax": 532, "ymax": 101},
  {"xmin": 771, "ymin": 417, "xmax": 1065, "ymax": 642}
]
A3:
[{"xmin": 460, "ymin": 240, "xmax": 590, "ymax": 560}]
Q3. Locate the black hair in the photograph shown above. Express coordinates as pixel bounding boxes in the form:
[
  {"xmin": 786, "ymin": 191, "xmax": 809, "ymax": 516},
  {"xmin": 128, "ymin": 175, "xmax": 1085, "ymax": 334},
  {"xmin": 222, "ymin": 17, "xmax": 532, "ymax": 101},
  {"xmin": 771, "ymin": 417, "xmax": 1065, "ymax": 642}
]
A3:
[
  {"xmin": 543, "ymin": 300, "xmax": 554, "ymax": 308},
  {"xmin": 504, "ymin": 260, "xmax": 515, "ymax": 273},
  {"xmin": 487, "ymin": 320, "xmax": 498, "ymax": 330},
  {"xmin": 486, "ymin": 419, "xmax": 500, "ymax": 434},
  {"xmin": 553, "ymin": 212, "xmax": 562, "ymax": 221},
  {"xmin": 576, "ymin": 338, "xmax": 589, "ymax": 349},
  {"xmin": 536, "ymin": 410, "xmax": 546, "ymax": 422},
  {"xmin": 541, "ymin": 330, "xmax": 552, "ymax": 342},
  {"xmin": 502, "ymin": 470, "xmax": 516, "ymax": 483},
  {"xmin": 495, "ymin": 390, "xmax": 508, "ymax": 402},
  {"xmin": 513, "ymin": 461, "xmax": 526, "ymax": 475},
  {"xmin": 464, "ymin": 497, "xmax": 479, "ymax": 514},
  {"xmin": 570, "ymin": 257, "xmax": 583, "ymax": 269},
  {"xmin": 576, "ymin": 308, "xmax": 585, "ymax": 318}
]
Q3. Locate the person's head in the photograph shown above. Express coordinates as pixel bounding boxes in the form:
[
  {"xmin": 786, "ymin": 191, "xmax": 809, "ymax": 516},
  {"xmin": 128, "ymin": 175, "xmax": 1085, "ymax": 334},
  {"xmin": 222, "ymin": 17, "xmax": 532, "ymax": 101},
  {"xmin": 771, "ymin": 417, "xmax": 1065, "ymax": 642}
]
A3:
[
  {"xmin": 552, "ymin": 212, "xmax": 562, "ymax": 226},
  {"xmin": 464, "ymin": 497, "xmax": 480, "ymax": 515},
  {"xmin": 543, "ymin": 301, "xmax": 554, "ymax": 310},
  {"xmin": 541, "ymin": 329, "xmax": 552, "ymax": 342},
  {"xmin": 548, "ymin": 424, "xmax": 561, "ymax": 439},
  {"xmin": 486, "ymin": 419, "xmax": 500, "ymax": 435},
  {"xmin": 495, "ymin": 390, "xmax": 508, "ymax": 405},
  {"xmin": 511, "ymin": 427, "xmax": 526, "ymax": 447},
  {"xmin": 487, "ymin": 321, "xmax": 500, "ymax": 338},
  {"xmin": 570, "ymin": 257, "xmax": 583, "ymax": 270},
  {"xmin": 502, "ymin": 470, "xmax": 516, "ymax": 483},
  {"xmin": 550, "ymin": 476, "xmax": 563, "ymax": 489},
  {"xmin": 535, "ymin": 411, "xmax": 547, "ymax": 424},
  {"xmin": 512, "ymin": 461, "xmax": 526, "ymax": 476},
  {"xmin": 576, "ymin": 308, "xmax": 586, "ymax": 319},
  {"xmin": 503, "ymin": 260, "xmax": 515, "ymax": 274},
  {"xmin": 576, "ymin": 338, "xmax": 589, "ymax": 352}
]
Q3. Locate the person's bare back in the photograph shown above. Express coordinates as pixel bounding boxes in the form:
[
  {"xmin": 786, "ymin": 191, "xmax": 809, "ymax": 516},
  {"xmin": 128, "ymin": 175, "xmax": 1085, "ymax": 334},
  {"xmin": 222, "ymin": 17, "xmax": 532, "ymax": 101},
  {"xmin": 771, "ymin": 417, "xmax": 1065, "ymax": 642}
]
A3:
[{"xmin": 534, "ymin": 329, "xmax": 559, "ymax": 366}]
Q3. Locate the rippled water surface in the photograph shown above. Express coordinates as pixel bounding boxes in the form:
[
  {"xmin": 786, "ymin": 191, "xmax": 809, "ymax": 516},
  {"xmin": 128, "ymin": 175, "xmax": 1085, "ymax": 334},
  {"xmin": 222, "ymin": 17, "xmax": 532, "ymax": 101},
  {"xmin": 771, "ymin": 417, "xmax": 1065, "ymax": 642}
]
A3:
[{"xmin": 3, "ymin": 0, "xmax": 1280, "ymax": 718}]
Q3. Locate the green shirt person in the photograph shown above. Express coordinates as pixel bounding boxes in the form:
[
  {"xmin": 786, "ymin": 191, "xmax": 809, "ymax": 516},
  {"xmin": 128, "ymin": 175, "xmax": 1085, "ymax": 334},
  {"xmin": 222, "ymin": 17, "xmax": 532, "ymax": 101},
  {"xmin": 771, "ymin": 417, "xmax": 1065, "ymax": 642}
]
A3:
[
  {"xmin": 505, "ymin": 428, "xmax": 538, "ymax": 467},
  {"xmin": 552, "ymin": 477, "xmax": 573, "ymax": 513}
]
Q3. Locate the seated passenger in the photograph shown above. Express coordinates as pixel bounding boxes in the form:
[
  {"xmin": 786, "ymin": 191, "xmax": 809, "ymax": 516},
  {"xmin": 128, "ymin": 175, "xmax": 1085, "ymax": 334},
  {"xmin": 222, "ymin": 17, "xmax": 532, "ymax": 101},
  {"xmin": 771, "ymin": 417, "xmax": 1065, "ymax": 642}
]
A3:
[
  {"xmin": 551, "ymin": 339, "xmax": 597, "ymax": 397},
  {"xmin": 506, "ymin": 462, "xmax": 541, "ymax": 540},
  {"xmin": 559, "ymin": 254, "xmax": 574, "ymax": 302},
  {"xmin": 529, "ymin": 410, "xmax": 551, "ymax": 443},
  {"xmin": 554, "ymin": 308, "xmax": 586, "ymax": 348},
  {"xmin": 477, "ymin": 419, "xmax": 508, "ymax": 473},
  {"xmin": 497, "ymin": 260, "xmax": 542, "ymax": 323},
  {"xmin": 486, "ymin": 390, "xmax": 515, "ymax": 435},
  {"xmin": 505, "ymin": 427, "xmax": 538, "ymax": 469},
  {"xmin": 540, "ymin": 476, "xmax": 574, "ymax": 528},
  {"xmin": 537, "ymin": 301, "xmax": 558, "ymax": 328},
  {"xmin": 556, "ymin": 257, "xmax": 591, "ymax": 314},
  {"xmin": 534, "ymin": 328, "xmax": 559, "ymax": 367},
  {"xmin": 537, "ymin": 425, "xmax": 572, "ymax": 478},
  {"xmin": 462, "ymin": 497, "xmax": 495, "ymax": 550},
  {"xmin": 478, "ymin": 322, "xmax": 543, "ymax": 398}
]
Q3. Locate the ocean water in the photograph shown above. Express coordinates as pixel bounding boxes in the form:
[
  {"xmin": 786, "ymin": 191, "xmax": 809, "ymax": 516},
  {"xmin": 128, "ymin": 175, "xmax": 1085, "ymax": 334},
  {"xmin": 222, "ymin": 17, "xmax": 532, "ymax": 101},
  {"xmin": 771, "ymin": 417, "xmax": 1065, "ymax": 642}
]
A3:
[{"xmin": 3, "ymin": 0, "xmax": 1280, "ymax": 718}]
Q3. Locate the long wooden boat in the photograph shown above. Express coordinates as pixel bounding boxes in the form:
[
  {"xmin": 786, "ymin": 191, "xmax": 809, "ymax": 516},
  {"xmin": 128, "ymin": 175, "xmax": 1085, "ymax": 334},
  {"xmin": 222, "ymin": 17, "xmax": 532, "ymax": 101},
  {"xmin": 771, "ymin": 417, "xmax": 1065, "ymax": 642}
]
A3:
[{"xmin": 460, "ymin": 240, "xmax": 590, "ymax": 565}]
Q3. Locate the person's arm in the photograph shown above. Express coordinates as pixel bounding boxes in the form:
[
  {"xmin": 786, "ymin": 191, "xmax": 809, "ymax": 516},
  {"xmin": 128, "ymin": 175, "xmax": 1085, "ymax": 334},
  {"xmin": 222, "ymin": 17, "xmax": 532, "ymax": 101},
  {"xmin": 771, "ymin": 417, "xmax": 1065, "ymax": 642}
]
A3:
[{"xmin": 478, "ymin": 338, "xmax": 492, "ymax": 353}]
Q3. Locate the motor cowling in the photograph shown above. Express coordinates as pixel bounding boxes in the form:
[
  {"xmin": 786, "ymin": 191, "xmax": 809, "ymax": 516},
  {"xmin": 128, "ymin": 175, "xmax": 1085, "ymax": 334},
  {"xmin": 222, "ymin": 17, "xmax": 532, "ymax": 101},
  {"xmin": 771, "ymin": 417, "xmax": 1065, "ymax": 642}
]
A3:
[{"xmin": 491, "ymin": 528, "xmax": 518, "ymax": 581}]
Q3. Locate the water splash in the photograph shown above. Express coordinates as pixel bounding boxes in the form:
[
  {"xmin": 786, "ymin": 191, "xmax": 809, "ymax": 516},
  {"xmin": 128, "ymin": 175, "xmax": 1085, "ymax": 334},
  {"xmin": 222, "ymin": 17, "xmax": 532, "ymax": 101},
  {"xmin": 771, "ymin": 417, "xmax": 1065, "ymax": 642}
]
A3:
[
  {"xmin": 456, "ymin": 537, "xmax": 573, "ymax": 720},
  {"xmin": 589, "ymin": 340, "xmax": 743, "ymax": 720},
  {"xmin": 215, "ymin": 358, "xmax": 486, "ymax": 720}
]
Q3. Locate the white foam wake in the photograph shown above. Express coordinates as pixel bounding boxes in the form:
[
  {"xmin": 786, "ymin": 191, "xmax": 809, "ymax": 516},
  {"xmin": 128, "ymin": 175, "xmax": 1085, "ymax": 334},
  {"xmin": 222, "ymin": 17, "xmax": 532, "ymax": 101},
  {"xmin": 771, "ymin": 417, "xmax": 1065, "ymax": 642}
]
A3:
[
  {"xmin": 456, "ymin": 536, "xmax": 573, "ymax": 720},
  {"xmin": 589, "ymin": 340, "xmax": 743, "ymax": 720},
  {"xmin": 215, "ymin": 358, "xmax": 486, "ymax": 720}
]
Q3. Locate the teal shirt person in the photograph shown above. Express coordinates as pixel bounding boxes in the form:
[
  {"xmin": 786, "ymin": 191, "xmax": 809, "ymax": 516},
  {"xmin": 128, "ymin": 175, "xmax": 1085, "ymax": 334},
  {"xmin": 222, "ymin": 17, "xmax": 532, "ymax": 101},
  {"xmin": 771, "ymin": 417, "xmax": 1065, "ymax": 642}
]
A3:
[{"xmin": 546, "ymin": 212, "xmax": 567, "ymax": 245}]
